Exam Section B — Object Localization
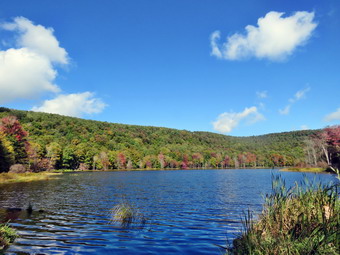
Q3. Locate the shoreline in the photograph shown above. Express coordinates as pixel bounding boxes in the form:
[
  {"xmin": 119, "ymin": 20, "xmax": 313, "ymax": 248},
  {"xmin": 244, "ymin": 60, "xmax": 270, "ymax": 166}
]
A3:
[{"xmin": 0, "ymin": 167, "xmax": 330, "ymax": 185}]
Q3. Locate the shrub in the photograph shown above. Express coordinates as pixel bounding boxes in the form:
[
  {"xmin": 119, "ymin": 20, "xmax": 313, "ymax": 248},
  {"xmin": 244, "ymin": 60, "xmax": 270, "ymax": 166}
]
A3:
[{"xmin": 9, "ymin": 164, "xmax": 27, "ymax": 173}]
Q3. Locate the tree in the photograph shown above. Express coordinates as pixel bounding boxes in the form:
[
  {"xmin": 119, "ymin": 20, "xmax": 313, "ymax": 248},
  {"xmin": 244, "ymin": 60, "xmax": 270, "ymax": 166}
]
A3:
[
  {"xmin": 0, "ymin": 131, "xmax": 15, "ymax": 172},
  {"xmin": 245, "ymin": 152, "xmax": 257, "ymax": 168},
  {"xmin": 0, "ymin": 116, "xmax": 29, "ymax": 164},
  {"xmin": 117, "ymin": 152, "xmax": 127, "ymax": 169},
  {"xmin": 192, "ymin": 153, "xmax": 204, "ymax": 168},
  {"xmin": 62, "ymin": 146, "xmax": 78, "ymax": 169},
  {"xmin": 221, "ymin": 155, "xmax": 230, "ymax": 168},
  {"xmin": 158, "ymin": 153, "xmax": 166, "ymax": 169},
  {"xmin": 27, "ymin": 141, "xmax": 43, "ymax": 171},
  {"xmin": 99, "ymin": 151, "xmax": 110, "ymax": 170},
  {"xmin": 46, "ymin": 142, "xmax": 62, "ymax": 169},
  {"xmin": 321, "ymin": 126, "xmax": 340, "ymax": 170}
]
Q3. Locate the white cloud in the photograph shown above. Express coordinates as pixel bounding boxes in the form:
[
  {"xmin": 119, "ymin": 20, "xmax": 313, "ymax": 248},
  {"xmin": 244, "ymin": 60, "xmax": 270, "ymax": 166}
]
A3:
[
  {"xmin": 324, "ymin": 108, "xmax": 340, "ymax": 122},
  {"xmin": 210, "ymin": 11, "xmax": 317, "ymax": 61},
  {"xmin": 32, "ymin": 92, "xmax": 107, "ymax": 117},
  {"xmin": 213, "ymin": 106, "xmax": 264, "ymax": 133},
  {"xmin": 2, "ymin": 17, "xmax": 68, "ymax": 64},
  {"xmin": 256, "ymin": 91, "xmax": 268, "ymax": 99},
  {"xmin": 300, "ymin": 125, "xmax": 309, "ymax": 130},
  {"xmin": 0, "ymin": 48, "xmax": 60, "ymax": 103},
  {"xmin": 0, "ymin": 17, "xmax": 67, "ymax": 103},
  {"xmin": 279, "ymin": 87, "xmax": 310, "ymax": 115},
  {"xmin": 210, "ymin": 31, "xmax": 222, "ymax": 58}
]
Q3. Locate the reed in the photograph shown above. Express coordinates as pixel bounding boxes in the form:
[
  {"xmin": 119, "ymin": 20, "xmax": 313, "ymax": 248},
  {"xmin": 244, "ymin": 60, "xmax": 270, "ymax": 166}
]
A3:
[
  {"xmin": 228, "ymin": 176, "xmax": 340, "ymax": 255},
  {"xmin": 110, "ymin": 202, "xmax": 145, "ymax": 228}
]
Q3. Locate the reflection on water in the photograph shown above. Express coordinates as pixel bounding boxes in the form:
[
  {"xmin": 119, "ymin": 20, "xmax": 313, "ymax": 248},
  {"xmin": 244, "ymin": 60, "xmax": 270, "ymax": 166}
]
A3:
[{"xmin": 0, "ymin": 169, "xmax": 336, "ymax": 254}]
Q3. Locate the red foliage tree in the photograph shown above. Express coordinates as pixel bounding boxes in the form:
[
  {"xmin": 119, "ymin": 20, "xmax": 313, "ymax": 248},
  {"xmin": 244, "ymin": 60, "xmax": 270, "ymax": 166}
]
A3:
[
  {"xmin": 117, "ymin": 152, "xmax": 126, "ymax": 169},
  {"xmin": 0, "ymin": 116, "xmax": 29, "ymax": 164},
  {"xmin": 321, "ymin": 125, "xmax": 340, "ymax": 169}
]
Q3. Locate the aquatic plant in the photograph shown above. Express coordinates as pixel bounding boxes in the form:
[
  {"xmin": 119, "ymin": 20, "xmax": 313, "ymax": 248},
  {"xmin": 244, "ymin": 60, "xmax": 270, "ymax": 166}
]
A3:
[
  {"xmin": 228, "ymin": 176, "xmax": 340, "ymax": 255},
  {"xmin": 0, "ymin": 172, "xmax": 61, "ymax": 185},
  {"xmin": 0, "ymin": 223, "xmax": 18, "ymax": 250},
  {"xmin": 110, "ymin": 202, "xmax": 145, "ymax": 228}
]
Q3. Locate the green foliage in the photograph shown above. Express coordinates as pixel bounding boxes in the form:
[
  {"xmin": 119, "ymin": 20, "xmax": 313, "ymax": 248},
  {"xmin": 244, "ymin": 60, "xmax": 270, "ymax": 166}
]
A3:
[
  {"xmin": 229, "ymin": 177, "xmax": 340, "ymax": 255},
  {"xmin": 0, "ymin": 109, "xmax": 321, "ymax": 171},
  {"xmin": 0, "ymin": 132, "xmax": 15, "ymax": 172},
  {"xmin": 0, "ymin": 223, "xmax": 18, "ymax": 250}
]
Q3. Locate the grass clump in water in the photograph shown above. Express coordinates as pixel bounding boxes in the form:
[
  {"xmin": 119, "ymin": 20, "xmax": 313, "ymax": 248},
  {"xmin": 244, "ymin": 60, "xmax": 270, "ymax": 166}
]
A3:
[
  {"xmin": 228, "ymin": 176, "xmax": 340, "ymax": 255},
  {"xmin": 0, "ymin": 223, "xmax": 18, "ymax": 250},
  {"xmin": 110, "ymin": 202, "xmax": 145, "ymax": 228}
]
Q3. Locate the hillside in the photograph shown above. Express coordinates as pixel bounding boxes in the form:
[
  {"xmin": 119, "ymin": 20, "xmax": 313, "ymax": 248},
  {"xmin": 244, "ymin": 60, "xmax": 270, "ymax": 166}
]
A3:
[{"xmin": 0, "ymin": 107, "xmax": 319, "ymax": 171}]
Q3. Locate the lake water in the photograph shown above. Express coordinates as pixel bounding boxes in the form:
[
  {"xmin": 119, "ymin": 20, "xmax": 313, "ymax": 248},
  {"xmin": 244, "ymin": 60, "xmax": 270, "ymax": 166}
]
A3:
[{"xmin": 0, "ymin": 169, "xmax": 337, "ymax": 254}]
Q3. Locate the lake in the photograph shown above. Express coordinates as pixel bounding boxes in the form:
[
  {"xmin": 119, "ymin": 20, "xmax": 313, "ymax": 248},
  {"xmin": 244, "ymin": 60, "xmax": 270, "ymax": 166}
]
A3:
[{"xmin": 0, "ymin": 169, "xmax": 337, "ymax": 254}]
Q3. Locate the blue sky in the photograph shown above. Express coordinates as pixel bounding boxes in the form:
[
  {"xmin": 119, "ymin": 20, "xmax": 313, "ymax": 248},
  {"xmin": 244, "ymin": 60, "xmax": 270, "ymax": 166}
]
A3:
[{"xmin": 0, "ymin": 0, "xmax": 339, "ymax": 136}]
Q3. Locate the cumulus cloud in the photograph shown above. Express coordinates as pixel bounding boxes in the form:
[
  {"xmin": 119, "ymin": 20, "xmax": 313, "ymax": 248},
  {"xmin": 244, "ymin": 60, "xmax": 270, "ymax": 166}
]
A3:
[
  {"xmin": 2, "ymin": 17, "xmax": 68, "ymax": 64},
  {"xmin": 213, "ymin": 106, "xmax": 264, "ymax": 133},
  {"xmin": 32, "ymin": 92, "xmax": 107, "ymax": 117},
  {"xmin": 0, "ymin": 48, "xmax": 60, "ymax": 103},
  {"xmin": 279, "ymin": 87, "xmax": 310, "ymax": 115},
  {"xmin": 210, "ymin": 11, "xmax": 317, "ymax": 61},
  {"xmin": 0, "ymin": 17, "xmax": 67, "ymax": 103},
  {"xmin": 300, "ymin": 125, "xmax": 309, "ymax": 130},
  {"xmin": 324, "ymin": 108, "xmax": 340, "ymax": 122}
]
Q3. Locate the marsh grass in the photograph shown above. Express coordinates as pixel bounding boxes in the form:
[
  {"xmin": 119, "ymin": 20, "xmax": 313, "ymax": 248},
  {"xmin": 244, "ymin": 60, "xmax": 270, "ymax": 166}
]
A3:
[
  {"xmin": 0, "ymin": 172, "xmax": 61, "ymax": 185},
  {"xmin": 0, "ymin": 223, "xmax": 18, "ymax": 250},
  {"xmin": 281, "ymin": 167, "xmax": 325, "ymax": 173},
  {"xmin": 110, "ymin": 202, "xmax": 146, "ymax": 228},
  {"xmin": 228, "ymin": 176, "xmax": 340, "ymax": 255}
]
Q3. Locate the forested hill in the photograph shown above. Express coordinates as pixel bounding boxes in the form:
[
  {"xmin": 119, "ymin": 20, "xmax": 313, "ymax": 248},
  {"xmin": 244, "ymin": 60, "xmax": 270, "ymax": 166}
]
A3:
[{"xmin": 0, "ymin": 107, "xmax": 319, "ymax": 171}]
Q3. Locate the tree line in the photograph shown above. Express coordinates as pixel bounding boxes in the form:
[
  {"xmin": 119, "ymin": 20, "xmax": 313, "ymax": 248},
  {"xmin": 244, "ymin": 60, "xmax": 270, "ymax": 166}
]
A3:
[{"xmin": 0, "ymin": 108, "xmax": 338, "ymax": 172}]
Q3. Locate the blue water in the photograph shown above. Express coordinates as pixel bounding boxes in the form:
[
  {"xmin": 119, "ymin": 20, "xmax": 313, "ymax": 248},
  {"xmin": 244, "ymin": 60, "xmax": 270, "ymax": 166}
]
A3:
[{"xmin": 0, "ymin": 169, "xmax": 337, "ymax": 254}]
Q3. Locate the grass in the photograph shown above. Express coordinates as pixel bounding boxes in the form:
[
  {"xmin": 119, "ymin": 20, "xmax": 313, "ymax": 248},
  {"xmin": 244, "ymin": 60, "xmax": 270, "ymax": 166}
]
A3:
[
  {"xmin": 0, "ymin": 223, "xmax": 18, "ymax": 250},
  {"xmin": 0, "ymin": 172, "xmax": 61, "ymax": 185},
  {"xmin": 281, "ymin": 167, "xmax": 326, "ymax": 173},
  {"xmin": 228, "ymin": 176, "xmax": 340, "ymax": 255},
  {"xmin": 110, "ymin": 202, "xmax": 146, "ymax": 228}
]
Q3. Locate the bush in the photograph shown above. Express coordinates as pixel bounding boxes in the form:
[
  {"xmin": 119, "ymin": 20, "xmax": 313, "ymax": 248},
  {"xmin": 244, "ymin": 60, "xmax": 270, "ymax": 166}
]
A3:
[
  {"xmin": 9, "ymin": 164, "xmax": 27, "ymax": 173},
  {"xmin": 228, "ymin": 176, "xmax": 340, "ymax": 255}
]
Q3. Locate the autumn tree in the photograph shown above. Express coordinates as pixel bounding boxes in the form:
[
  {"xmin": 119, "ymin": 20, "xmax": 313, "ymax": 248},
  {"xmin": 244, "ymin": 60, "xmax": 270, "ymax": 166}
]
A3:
[
  {"xmin": 321, "ymin": 126, "xmax": 340, "ymax": 170},
  {"xmin": 0, "ymin": 116, "xmax": 29, "ymax": 164}
]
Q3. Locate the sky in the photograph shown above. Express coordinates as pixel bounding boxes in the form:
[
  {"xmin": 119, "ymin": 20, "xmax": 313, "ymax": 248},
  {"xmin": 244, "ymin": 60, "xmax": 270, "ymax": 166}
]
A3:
[{"xmin": 0, "ymin": 0, "xmax": 339, "ymax": 136}]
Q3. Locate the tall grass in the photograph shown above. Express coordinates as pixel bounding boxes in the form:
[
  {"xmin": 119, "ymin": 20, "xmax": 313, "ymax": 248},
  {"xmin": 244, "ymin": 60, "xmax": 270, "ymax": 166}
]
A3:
[
  {"xmin": 228, "ymin": 176, "xmax": 339, "ymax": 255},
  {"xmin": 0, "ymin": 223, "xmax": 18, "ymax": 250},
  {"xmin": 110, "ymin": 202, "xmax": 146, "ymax": 228},
  {"xmin": 0, "ymin": 172, "xmax": 61, "ymax": 185}
]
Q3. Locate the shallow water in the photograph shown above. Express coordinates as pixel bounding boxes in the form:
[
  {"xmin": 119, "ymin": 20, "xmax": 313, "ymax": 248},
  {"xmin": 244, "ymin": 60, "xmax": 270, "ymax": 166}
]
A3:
[{"xmin": 0, "ymin": 169, "xmax": 336, "ymax": 254}]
